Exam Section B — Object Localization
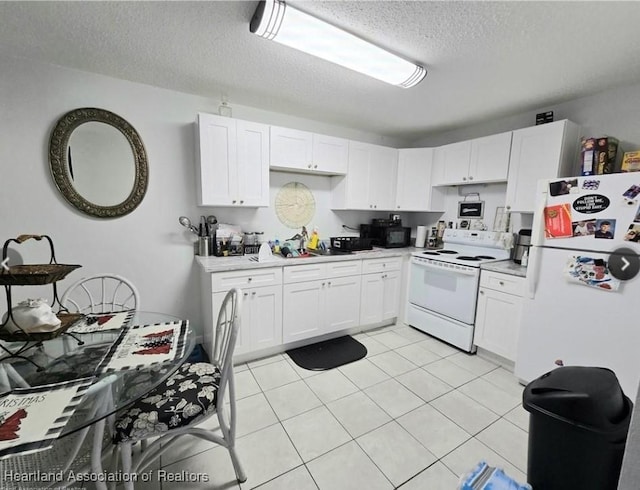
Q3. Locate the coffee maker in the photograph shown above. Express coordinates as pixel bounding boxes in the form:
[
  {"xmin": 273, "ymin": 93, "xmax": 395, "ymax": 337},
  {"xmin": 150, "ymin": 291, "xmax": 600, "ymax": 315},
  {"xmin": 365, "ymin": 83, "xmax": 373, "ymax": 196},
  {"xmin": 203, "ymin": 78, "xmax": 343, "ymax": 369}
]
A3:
[{"xmin": 513, "ymin": 229, "xmax": 532, "ymax": 264}]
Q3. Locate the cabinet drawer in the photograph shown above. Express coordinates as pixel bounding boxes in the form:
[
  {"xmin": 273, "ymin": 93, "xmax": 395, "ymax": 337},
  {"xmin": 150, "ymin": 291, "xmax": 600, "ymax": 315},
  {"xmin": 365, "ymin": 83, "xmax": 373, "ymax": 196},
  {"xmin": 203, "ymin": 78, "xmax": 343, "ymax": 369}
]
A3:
[
  {"xmin": 361, "ymin": 256, "xmax": 402, "ymax": 274},
  {"xmin": 283, "ymin": 263, "xmax": 327, "ymax": 284},
  {"xmin": 480, "ymin": 271, "xmax": 524, "ymax": 296},
  {"xmin": 326, "ymin": 260, "xmax": 362, "ymax": 278},
  {"xmin": 211, "ymin": 267, "xmax": 282, "ymax": 292}
]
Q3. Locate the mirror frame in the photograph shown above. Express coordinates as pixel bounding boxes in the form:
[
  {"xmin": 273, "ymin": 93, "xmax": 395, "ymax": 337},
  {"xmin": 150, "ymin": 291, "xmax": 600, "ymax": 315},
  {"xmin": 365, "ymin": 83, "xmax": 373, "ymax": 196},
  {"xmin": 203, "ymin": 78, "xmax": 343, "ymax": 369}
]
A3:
[{"xmin": 49, "ymin": 107, "xmax": 149, "ymax": 218}]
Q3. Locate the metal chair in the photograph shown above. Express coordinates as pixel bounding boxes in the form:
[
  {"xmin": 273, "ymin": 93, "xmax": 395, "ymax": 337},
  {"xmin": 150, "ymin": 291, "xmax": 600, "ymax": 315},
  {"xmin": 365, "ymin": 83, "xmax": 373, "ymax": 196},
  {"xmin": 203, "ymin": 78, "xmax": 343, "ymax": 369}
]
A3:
[
  {"xmin": 61, "ymin": 274, "xmax": 140, "ymax": 314},
  {"xmin": 58, "ymin": 274, "xmax": 139, "ymax": 488},
  {"xmin": 111, "ymin": 288, "xmax": 246, "ymax": 489}
]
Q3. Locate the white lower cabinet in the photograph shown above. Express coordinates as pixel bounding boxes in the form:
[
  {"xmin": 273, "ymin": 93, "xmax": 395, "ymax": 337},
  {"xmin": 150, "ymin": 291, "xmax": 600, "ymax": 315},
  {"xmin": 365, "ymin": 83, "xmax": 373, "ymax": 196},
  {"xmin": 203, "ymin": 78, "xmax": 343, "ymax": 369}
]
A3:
[
  {"xmin": 282, "ymin": 280, "xmax": 324, "ymax": 343},
  {"xmin": 473, "ymin": 270, "xmax": 524, "ymax": 361},
  {"xmin": 359, "ymin": 257, "xmax": 401, "ymax": 325},
  {"xmin": 206, "ymin": 267, "xmax": 282, "ymax": 358},
  {"xmin": 282, "ymin": 262, "xmax": 361, "ymax": 343},
  {"xmin": 213, "ymin": 285, "xmax": 282, "ymax": 356},
  {"xmin": 324, "ymin": 275, "xmax": 362, "ymax": 334},
  {"xmin": 203, "ymin": 256, "xmax": 402, "ymax": 360}
]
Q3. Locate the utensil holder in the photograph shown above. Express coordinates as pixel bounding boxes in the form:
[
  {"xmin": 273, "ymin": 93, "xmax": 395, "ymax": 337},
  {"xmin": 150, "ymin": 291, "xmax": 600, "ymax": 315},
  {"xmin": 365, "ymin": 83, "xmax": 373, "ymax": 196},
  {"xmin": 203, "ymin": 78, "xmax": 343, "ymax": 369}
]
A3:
[{"xmin": 198, "ymin": 237, "xmax": 210, "ymax": 256}]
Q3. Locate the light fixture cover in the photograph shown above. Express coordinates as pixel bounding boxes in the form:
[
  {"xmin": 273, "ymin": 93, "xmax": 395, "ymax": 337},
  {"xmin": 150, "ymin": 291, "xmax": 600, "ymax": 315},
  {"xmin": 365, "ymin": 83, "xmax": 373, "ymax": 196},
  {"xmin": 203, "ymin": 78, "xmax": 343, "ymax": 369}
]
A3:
[{"xmin": 250, "ymin": 0, "xmax": 426, "ymax": 88}]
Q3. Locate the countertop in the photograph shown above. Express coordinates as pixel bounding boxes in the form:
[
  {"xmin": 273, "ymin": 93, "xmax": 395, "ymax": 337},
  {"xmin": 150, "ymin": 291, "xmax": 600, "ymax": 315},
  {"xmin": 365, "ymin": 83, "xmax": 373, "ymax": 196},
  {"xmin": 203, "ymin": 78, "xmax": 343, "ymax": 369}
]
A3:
[
  {"xmin": 480, "ymin": 260, "xmax": 528, "ymax": 277},
  {"xmin": 196, "ymin": 247, "xmax": 416, "ymax": 273}
]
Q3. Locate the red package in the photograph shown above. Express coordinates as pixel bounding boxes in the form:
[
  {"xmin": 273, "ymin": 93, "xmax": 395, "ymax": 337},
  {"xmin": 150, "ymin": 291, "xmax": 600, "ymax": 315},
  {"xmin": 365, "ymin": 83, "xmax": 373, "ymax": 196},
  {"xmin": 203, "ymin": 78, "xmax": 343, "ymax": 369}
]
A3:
[{"xmin": 544, "ymin": 204, "xmax": 573, "ymax": 238}]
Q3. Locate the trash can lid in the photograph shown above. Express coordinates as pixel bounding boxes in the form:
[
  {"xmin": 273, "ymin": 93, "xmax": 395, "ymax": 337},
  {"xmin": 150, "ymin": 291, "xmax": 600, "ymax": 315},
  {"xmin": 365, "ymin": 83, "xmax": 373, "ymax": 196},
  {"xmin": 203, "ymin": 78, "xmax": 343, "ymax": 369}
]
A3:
[{"xmin": 523, "ymin": 366, "xmax": 629, "ymax": 429}]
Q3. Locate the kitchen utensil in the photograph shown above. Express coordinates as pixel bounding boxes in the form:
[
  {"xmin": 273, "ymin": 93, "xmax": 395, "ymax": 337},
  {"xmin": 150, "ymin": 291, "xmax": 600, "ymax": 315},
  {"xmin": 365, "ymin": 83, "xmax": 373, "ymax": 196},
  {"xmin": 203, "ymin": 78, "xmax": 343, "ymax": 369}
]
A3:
[{"xmin": 178, "ymin": 216, "xmax": 199, "ymax": 235}]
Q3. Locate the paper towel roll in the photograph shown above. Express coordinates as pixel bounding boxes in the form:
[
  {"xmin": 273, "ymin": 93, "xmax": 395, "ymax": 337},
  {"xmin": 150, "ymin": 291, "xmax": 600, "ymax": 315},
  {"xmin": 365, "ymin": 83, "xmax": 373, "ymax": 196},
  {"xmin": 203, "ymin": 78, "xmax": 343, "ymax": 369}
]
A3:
[{"xmin": 415, "ymin": 226, "xmax": 427, "ymax": 248}]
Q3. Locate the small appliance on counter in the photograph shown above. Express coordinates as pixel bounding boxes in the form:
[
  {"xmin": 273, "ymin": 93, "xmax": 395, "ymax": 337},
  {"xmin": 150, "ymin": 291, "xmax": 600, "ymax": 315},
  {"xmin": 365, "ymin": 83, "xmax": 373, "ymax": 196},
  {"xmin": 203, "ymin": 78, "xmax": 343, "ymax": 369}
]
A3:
[
  {"xmin": 330, "ymin": 237, "xmax": 373, "ymax": 253},
  {"xmin": 360, "ymin": 218, "xmax": 411, "ymax": 248},
  {"xmin": 513, "ymin": 229, "xmax": 532, "ymax": 264}
]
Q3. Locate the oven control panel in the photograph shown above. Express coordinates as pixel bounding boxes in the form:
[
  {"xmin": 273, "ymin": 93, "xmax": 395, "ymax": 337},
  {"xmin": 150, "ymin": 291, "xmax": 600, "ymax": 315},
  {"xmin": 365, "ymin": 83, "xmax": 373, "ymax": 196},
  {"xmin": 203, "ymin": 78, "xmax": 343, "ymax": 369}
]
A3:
[{"xmin": 411, "ymin": 255, "xmax": 478, "ymax": 274}]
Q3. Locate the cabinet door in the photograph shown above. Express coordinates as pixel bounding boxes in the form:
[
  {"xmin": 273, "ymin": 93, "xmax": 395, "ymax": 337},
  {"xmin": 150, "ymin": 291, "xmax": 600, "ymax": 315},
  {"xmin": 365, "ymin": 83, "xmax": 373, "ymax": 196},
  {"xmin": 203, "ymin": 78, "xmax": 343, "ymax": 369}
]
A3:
[
  {"xmin": 474, "ymin": 287, "xmax": 523, "ymax": 361},
  {"xmin": 381, "ymin": 270, "xmax": 401, "ymax": 320},
  {"xmin": 282, "ymin": 281, "xmax": 324, "ymax": 343},
  {"xmin": 324, "ymin": 275, "xmax": 361, "ymax": 334},
  {"xmin": 197, "ymin": 113, "xmax": 236, "ymax": 206},
  {"xmin": 505, "ymin": 120, "xmax": 567, "ymax": 212},
  {"xmin": 438, "ymin": 140, "xmax": 472, "ymax": 185},
  {"xmin": 213, "ymin": 290, "xmax": 251, "ymax": 355},
  {"xmin": 236, "ymin": 120, "xmax": 269, "ymax": 206},
  {"xmin": 270, "ymin": 126, "xmax": 313, "ymax": 171},
  {"xmin": 247, "ymin": 285, "xmax": 282, "ymax": 350},
  {"xmin": 344, "ymin": 141, "xmax": 371, "ymax": 209},
  {"xmin": 312, "ymin": 134, "xmax": 348, "ymax": 174},
  {"xmin": 469, "ymin": 132, "xmax": 512, "ymax": 183},
  {"xmin": 359, "ymin": 273, "xmax": 384, "ymax": 325},
  {"xmin": 396, "ymin": 148, "xmax": 434, "ymax": 211},
  {"xmin": 369, "ymin": 145, "xmax": 398, "ymax": 210}
]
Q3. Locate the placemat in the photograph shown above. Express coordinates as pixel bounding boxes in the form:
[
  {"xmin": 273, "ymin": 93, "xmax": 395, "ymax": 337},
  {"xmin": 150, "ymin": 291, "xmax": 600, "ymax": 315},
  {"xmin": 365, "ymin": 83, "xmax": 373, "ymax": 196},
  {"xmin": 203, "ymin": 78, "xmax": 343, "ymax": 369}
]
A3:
[
  {"xmin": 95, "ymin": 320, "xmax": 189, "ymax": 374},
  {"xmin": 0, "ymin": 377, "xmax": 93, "ymax": 459},
  {"xmin": 68, "ymin": 310, "xmax": 134, "ymax": 334}
]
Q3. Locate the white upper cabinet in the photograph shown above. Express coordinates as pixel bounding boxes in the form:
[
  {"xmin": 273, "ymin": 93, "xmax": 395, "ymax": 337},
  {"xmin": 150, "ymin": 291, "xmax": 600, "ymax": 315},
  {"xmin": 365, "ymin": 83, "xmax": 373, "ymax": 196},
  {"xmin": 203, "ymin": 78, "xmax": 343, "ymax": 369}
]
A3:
[
  {"xmin": 312, "ymin": 134, "xmax": 349, "ymax": 174},
  {"xmin": 505, "ymin": 120, "xmax": 580, "ymax": 213},
  {"xmin": 331, "ymin": 141, "xmax": 398, "ymax": 210},
  {"xmin": 270, "ymin": 126, "xmax": 313, "ymax": 171},
  {"xmin": 197, "ymin": 113, "xmax": 269, "ymax": 207},
  {"xmin": 433, "ymin": 140, "xmax": 472, "ymax": 185},
  {"xmin": 270, "ymin": 125, "xmax": 348, "ymax": 175},
  {"xmin": 432, "ymin": 132, "xmax": 512, "ymax": 186},
  {"xmin": 469, "ymin": 132, "xmax": 513, "ymax": 183},
  {"xmin": 395, "ymin": 148, "xmax": 444, "ymax": 211}
]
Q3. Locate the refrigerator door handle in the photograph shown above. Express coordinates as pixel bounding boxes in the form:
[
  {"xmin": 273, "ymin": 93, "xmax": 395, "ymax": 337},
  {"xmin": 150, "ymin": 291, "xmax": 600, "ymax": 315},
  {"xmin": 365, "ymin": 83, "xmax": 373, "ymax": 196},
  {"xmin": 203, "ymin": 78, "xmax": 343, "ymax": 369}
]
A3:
[
  {"xmin": 526, "ymin": 245, "xmax": 540, "ymax": 298},
  {"xmin": 531, "ymin": 179, "xmax": 548, "ymax": 247},
  {"xmin": 527, "ymin": 179, "xmax": 549, "ymax": 298}
]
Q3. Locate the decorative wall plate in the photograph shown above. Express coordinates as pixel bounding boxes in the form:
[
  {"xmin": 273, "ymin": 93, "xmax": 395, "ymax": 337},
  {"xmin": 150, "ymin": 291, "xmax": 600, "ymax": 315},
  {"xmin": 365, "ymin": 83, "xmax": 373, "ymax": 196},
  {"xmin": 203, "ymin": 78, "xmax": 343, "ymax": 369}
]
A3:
[{"xmin": 275, "ymin": 182, "xmax": 315, "ymax": 228}]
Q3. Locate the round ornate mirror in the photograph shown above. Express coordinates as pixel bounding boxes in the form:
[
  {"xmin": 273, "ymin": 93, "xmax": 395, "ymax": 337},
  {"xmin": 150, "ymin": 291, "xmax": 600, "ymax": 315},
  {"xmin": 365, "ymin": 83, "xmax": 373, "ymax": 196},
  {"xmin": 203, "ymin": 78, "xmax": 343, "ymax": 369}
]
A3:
[{"xmin": 49, "ymin": 108, "xmax": 148, "ymax": 218}]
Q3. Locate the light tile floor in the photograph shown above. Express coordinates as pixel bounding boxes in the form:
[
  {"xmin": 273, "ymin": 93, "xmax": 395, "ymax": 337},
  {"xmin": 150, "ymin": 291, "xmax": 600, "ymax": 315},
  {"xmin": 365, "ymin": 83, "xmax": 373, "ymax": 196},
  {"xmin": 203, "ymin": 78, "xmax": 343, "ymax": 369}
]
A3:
[{"xmin": 157, "ymin": 324, "xmax": 530, "ymax": 490}]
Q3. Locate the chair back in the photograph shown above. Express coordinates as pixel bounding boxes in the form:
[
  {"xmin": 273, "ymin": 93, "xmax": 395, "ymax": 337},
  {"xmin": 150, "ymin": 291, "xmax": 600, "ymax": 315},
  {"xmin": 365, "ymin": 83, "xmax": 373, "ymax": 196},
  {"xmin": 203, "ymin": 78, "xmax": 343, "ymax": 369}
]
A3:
[
  {"xmin": 61, "ymin": 274, "xmax": 140, "ymax": 314},
  {"xmin": 212, "ymin": 288, "xmax": 242, "ymax": 407}
]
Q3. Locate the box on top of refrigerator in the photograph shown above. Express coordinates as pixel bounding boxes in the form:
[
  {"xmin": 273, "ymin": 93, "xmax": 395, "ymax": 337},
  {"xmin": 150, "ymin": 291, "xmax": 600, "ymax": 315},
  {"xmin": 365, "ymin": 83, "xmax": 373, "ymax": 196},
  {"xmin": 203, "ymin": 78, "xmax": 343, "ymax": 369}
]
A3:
[
  {"xmin": 621, "ymin": 151, "xmax": 640, "ymax": 172},
  {"xmin": 580, "ymin": 136, "xmax": 619, "ymax": 175},
  {"xmin": 596, "ymin": 137, "xmax": 619, "ymax": 174}
]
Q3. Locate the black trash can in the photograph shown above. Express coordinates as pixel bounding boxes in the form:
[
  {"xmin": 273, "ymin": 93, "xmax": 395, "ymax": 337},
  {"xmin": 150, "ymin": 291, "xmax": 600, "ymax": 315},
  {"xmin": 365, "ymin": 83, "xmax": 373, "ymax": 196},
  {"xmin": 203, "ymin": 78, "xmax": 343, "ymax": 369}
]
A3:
[{"xmin": 523, "ymin": 366, "xmax": 633, "ymax": 490}]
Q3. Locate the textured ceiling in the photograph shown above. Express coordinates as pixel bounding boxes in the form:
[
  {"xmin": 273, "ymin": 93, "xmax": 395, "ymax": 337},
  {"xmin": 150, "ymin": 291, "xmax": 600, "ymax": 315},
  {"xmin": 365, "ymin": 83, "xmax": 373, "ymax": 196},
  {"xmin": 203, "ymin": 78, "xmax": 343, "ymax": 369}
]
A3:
[{"xmin": 2, "ymin": 1, "xmax": 640, "ymax": 140}]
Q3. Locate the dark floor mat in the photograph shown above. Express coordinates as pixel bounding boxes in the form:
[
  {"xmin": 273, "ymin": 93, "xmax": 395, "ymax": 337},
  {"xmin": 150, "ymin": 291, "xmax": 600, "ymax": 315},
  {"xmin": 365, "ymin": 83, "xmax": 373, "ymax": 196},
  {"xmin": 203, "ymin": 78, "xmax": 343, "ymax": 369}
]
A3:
[{"xmin": 287, "ymin": 335, "xmax": 368, "ymax": 371}]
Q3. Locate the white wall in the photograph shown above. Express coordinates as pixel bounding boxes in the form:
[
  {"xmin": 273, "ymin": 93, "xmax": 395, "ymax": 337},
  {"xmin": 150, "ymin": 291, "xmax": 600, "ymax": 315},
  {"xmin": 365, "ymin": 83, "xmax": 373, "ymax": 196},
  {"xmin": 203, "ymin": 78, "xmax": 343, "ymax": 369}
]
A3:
[
  {"xmin": 0, "ymin": 55, "xmax": 405, "ymax": 337},
  {"xmin": 411, "ymin": 82, "xmax": 640, "ymax": 150}
]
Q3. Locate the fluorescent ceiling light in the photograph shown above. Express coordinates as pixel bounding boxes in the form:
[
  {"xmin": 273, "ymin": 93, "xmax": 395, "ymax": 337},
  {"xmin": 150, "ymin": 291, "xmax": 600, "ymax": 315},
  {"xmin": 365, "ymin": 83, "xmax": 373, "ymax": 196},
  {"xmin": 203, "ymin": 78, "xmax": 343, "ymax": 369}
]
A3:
[{"xmin": 250, "ymin": 0, "xmax": 426, "ymax": 88}]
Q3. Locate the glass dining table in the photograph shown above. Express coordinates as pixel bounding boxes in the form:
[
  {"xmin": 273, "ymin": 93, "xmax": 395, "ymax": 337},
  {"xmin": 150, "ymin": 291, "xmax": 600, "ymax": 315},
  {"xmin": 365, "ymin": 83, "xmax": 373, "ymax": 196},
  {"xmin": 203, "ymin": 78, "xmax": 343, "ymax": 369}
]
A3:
[{"xmin": 0, "ymin": 311, "xmax": 196, "ymax": 438}]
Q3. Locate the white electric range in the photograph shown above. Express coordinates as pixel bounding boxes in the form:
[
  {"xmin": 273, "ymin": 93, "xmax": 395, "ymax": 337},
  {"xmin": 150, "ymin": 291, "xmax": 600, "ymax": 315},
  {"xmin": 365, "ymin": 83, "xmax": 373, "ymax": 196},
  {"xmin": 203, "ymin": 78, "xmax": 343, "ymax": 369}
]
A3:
[{"xmin": 407, "ymin": 229, "xmax": 512, "ymax": 352}]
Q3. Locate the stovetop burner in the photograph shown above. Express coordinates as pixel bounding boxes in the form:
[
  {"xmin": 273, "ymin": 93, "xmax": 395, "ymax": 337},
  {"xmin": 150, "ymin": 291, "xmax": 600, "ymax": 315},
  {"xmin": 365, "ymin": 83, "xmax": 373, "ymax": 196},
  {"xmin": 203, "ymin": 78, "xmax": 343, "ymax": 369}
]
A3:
[
  {"xmin": 422, "ymin": 251, "xmax": 440, "ymax": 256},
  {"xmin": 457, "ymin": 256, "xmax": 481, "ymax": 261},
  {"xmin": 438, "ymin": 250, "xmax": 458, "ymax": 254},
  {"xmin": 475, "ymin": 255, "xmax": 496, "ymax": 260}
]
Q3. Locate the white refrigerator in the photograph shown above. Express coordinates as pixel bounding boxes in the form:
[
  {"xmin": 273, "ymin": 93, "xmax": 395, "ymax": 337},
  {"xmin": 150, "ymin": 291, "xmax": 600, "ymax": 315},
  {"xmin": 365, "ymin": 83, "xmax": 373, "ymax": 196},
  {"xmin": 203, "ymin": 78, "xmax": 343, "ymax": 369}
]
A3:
[{"xmin": 515, "ymin": 173, "xmax": 640, "ymax": 399}]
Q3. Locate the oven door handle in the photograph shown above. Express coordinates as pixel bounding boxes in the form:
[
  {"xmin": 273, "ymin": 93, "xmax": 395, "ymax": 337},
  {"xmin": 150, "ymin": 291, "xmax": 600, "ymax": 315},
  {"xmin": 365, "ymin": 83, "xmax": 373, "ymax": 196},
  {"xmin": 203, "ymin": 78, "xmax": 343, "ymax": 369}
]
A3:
[{"xmin": 411, "ymin": 260, "xmax": 478, "ymax": 276}]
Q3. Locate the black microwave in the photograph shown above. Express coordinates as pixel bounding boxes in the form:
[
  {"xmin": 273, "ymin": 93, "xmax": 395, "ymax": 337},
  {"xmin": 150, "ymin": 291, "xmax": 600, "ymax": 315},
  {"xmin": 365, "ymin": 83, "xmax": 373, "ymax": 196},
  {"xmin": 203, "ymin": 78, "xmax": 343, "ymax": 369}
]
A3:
[{"xmin": 361, "ymin": 225, "xmax": 411, "ymax": 248}]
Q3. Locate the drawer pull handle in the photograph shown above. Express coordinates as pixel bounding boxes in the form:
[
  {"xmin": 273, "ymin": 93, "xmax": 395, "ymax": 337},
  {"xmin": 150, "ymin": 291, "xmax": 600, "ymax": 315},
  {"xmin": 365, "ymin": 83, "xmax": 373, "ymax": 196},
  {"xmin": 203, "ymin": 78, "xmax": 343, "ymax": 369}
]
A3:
[
  {"xmin": 248, "ymin": 277, "xmax": 252, "ymax": 282},
  {"xmin": 499, "ymin": 281, "xmax": 504, "ymax": 286},
  {"xmin": 480, "ymin": 290, "xmax": 484, "ymax": 295},
  {"xmin": 252, "ymin": 291, "xmax": 256, "ymax": 296},
  {"xmin": 243, "ymin": 292, "xmax": 248, "ymax": 297}
]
